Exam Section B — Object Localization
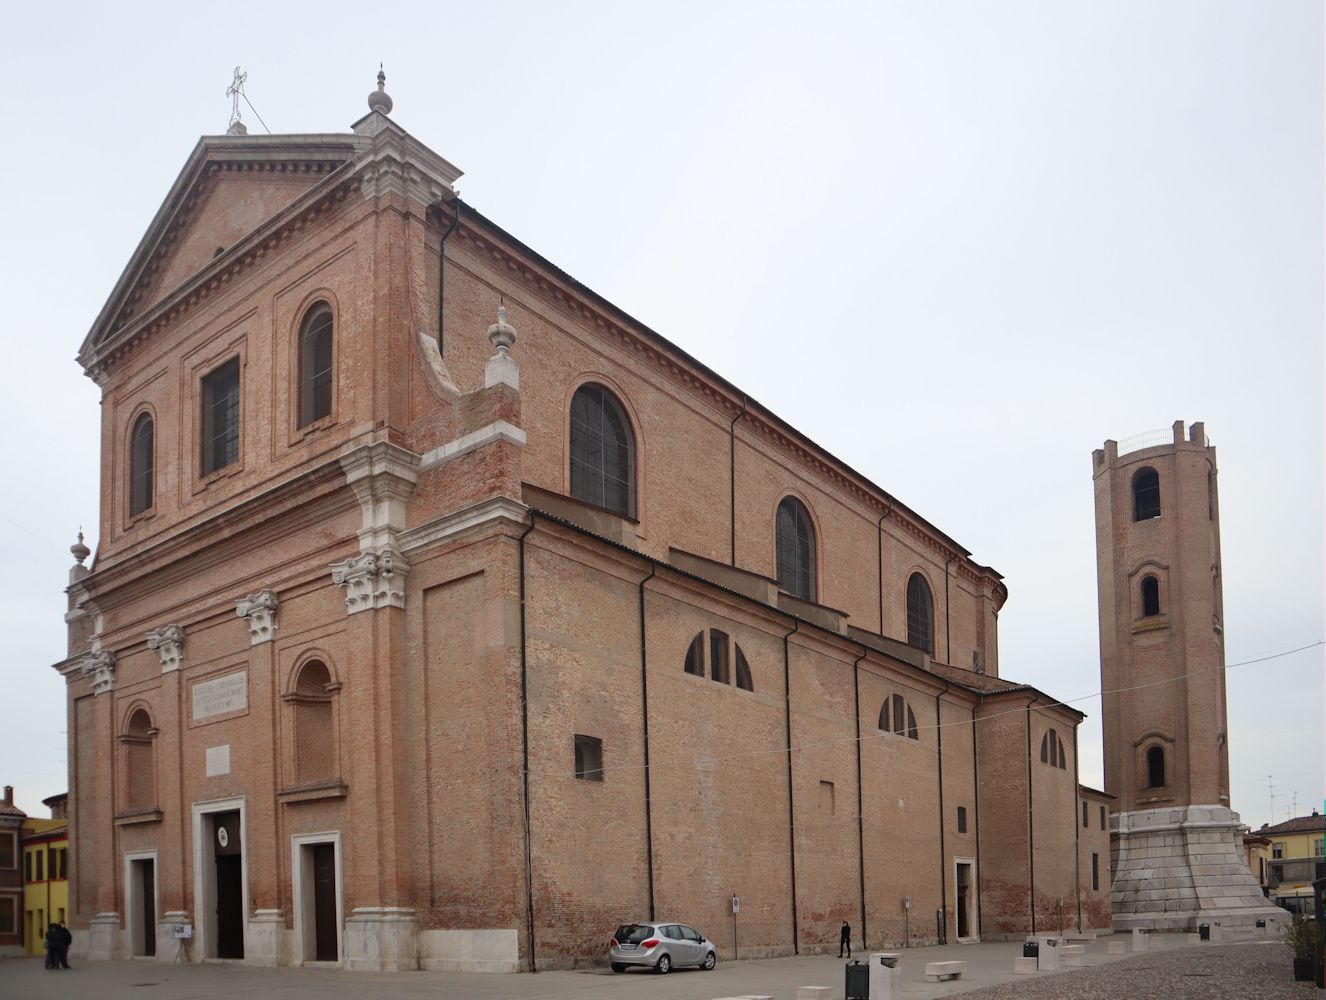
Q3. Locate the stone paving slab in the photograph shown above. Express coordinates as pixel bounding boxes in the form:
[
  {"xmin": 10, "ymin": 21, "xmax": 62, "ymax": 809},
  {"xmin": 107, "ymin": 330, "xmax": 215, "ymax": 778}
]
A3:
[{"xmin": 0, "ymin": 936, "xmax": 1303, "ymax": 1000}]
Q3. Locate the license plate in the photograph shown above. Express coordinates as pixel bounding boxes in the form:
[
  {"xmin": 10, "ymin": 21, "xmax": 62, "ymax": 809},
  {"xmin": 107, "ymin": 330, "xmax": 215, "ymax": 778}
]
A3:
[{"xmin": 620, "ymin": 944, "xmax": 636, "ymax": 950}]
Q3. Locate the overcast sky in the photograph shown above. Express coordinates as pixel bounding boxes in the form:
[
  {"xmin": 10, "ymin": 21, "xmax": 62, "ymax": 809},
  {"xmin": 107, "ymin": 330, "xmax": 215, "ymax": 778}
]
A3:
[{"xmin": 1, "ymin": 1, "xmax": 1321, "ymax": 829}]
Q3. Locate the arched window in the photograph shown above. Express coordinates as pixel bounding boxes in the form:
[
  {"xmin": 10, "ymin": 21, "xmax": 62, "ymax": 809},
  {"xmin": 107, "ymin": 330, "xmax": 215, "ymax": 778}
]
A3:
[
  {"xmin": 906, "ymin": 573, "xmax": 934, "ymax": 654},
  {"xmin": 291, "ymin": 659, "xmax": 336, "ymax": 785},
  {"xmin": 570, "ymin": 383, "xmax": 635, "ymax": 517},
  {"xmin": 1146, "ymin": 745, "xmax": 1166, "ymax": 788},
  {"xmin": 684, "ymin": 634, "xmax": 704, "ymax": 676},
  {"xmin": 1133, "ymin": 467, "xmax": 1161, "ymax": 521},
  {"xmin": 1040, "ymin": 729, "xmax": 1067, "ymax": 768},
  {"xmin": 129, "ymin": 412, "xmax": 154, "ymax": 516},
  {"xmin": 683, "ymin": 630, "xmax": 754, "ymax": 692},
  {"xmin": 709, "ymin": 629, "xmax": 730, "ymax": 684},
  {"xmin": 122, "ymin": 708, "xmax": 156, "ymax": 811},
  {"xmin": 1141, "ymin": 576, "xmax": 1160, "ymax": 617},
  {"xmin": 734, "ymin": 646, "xmax": 753, "ymax": 692},
  {"xmin": 878, "ymin": 693, "xmax": 919, "ymax": 740},
  {"xmin": 776, "ymin": 497, "xmax": 816, "ymax": 600},
  {"xmin": 297, "ymin": 304, "xmax": 334, "ymax": 427}
]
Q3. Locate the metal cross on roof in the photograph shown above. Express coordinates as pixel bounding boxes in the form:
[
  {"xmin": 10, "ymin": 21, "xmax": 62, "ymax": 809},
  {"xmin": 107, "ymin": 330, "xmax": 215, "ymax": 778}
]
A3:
[{"xmin": 226, "ymin": 66, "xmax": 248, "ymax": 128}]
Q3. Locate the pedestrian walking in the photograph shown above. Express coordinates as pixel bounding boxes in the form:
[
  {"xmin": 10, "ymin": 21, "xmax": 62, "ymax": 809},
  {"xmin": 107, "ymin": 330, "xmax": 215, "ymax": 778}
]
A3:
[
  {"xmin": 43, "ymin": 922, "xmax": 59, "ymax": 969},
  {"xmin": 839, "ymin": 919, "xmax": 852, "ymax": 958},
  {"xmin": 54, "ymin": 922, "xmax": 72, "ymax": 968}
]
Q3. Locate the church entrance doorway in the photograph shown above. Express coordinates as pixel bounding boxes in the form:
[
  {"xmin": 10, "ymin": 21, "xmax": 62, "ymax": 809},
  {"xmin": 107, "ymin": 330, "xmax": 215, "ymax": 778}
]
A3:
[
  {"xmin": 213, "ymin": 811, "xmax": 244, "ymax": 959},
  {"xmin": 954, "ymin": 859, "xmax": 976, "ymax": 941},
  {"xmin": 292, "ymin": 833, "xmax": 342, "ymax": 964}
]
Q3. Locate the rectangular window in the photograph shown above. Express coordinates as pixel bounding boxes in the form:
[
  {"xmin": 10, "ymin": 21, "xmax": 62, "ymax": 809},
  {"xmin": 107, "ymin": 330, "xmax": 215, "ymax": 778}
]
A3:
[
  {"xmin": 0, "ymin": 896, "xmax": 14, "ymax": 934},
  {"xmin": 58, "ymin": 848, "xmax": 67, "ymax": 879},
  {"xmin": 1091, "ymin": 852, "xmax": 1100, "ymax": 892},
  {"xmin": 819, "ymin": 781, "xmax": 835, "ymax": 815},
  {"xmin": 1082, "ymin": 802, "xmax": 1089, "ymax": 827},
  {"xmin": 574, "ymin": 734, "xmax": 603, "ymax": 781},
  {"xmin": 957, "ymin": 805, "xmax": 967, "ymax": 833},
  {"xmin": 0, "ymin": 833, "xmax": 14, "ymax": 869},
  {"xmin": 23, "ymin": 851, "xmax": 31, "ymax": 882},
  {"xmin": 1314, "ymin": 839, "xmax": 1324, "ymax": 858},
  {"xmin": 1273, "ymin": 842, "xmax": 1285, "ymax": 860},
  {"xmin": 1100, "ymin": 805, "xmax": 1106, "ymax": 830},
  {"xmin": 200, "ymin": 357, "xmax": 241, "ymax": 475},
  {"xmin": 34, "ymin": 850, "xmax": 42, "ymax": 882}
]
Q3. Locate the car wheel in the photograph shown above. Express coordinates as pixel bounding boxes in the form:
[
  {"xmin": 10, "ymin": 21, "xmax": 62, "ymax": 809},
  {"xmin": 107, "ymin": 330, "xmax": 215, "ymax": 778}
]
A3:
[
  {"xmin": 701, "ymin": 950, "xmax": 716, "ymax": 970},
  {"xmin": 611, "ymin": 963, "xmax": 626, "ymax": 973},
  {"xmin": 655, "ymin": 953, "xmax": 671, "ymax": 974}
]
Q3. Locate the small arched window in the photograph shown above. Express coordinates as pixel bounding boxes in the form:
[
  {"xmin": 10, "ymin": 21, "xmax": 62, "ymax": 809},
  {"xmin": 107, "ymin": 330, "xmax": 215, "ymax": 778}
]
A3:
[
  {"xmin": 570, "ymin": 383, "xmax": 635, "ymax": 517},
  {"xmin": 297, "ymin": 304, "xmax": 334, "ymax": 427},
  {"xmin": 734, "ymin": 646, "xmax": 753, "ymax": 692},
  {"xmin": 1040, "ymin": 729, "xmax": 1067, "ymax": 768},
  {"xmin": 291, "ymin": 659, "xmax": 336, "ymax": 785},
  {"xmin": 684, "ymin": 634, "xmax": 704, "ymax": 676},
  {"xmin": 122, "ymin": 708, "xmax": 156, "ymax": 811},
  {"xmin": 1141, "ymin": 575, "xmax": 1160, "ymax": 617},
  {"xmin": 1133, "ymin": 467, "xmax": 1161, "ymax": 521},
  {"xmin": 129, "ymin": 412, "xmax": 154, "ymax": 516},
  {"xmin": 906, "ymin": 573, "xmax": 934, "ymax": 654},
  {"xmin": 775, "ymin": 497, "xmax": 816, "ymax": 601},
  {"xmin": 878, "ymin": 693, "xmax": 919, "ymax": 740},
  {"xmin": 683, "ymin": 630, "xmax": 753, "ymax": 692},
  {"xmin": 1146, "ymin": 745, "xmax": 1166, "ymax": 788}
]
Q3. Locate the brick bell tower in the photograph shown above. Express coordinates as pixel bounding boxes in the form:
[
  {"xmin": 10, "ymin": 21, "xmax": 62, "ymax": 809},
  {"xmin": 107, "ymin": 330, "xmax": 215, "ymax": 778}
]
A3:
[{"xmin": 1092, "ymin": 420, "xmax": 1282, "ymax": 932}]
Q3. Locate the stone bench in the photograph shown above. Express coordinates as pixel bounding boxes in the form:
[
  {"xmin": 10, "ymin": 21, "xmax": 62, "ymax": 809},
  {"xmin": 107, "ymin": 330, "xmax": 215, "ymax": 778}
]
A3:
[
  {"xmin": 796, "ymin": 988, "xmax": 833, "ymax": 1000},
  {"xmin": 1108, "ymin": 940, "xmax": 1126, "ymax": 955},
  {"xmin": 1014, "ymin": 956, "xmax": 1038, "ymax": 974},
  {"xmin": 925, "ymin": 960, "xmax": 966, "ymax": 982},
  {"xmin": 1062, "ymin": 944, "xmax": 1085, "ymax": 967}
]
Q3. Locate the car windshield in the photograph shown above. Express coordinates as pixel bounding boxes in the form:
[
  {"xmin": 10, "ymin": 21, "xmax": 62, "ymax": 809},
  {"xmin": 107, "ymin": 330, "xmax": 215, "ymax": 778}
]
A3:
[{"xmin": 615, "ymin": 924, "xmax": 655, "ymax": 944}]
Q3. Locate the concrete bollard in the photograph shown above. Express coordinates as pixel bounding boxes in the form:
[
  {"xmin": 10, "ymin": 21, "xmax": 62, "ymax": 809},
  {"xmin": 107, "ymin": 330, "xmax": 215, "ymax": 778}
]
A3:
[
  {"xmin": 1014, "ymin": 956, "xmax": 1038, "ymax": 974},
  {"xmin": 797, "ymin": 988, "xmax": 833, "ymax": 1000},
  {"xmin": 869, "ymin": 952, "xmax": 902, "ymax": 1000},
  {"xmin": 1131, "ymin": 928, "xmax": 1150, "ymax": 953}
]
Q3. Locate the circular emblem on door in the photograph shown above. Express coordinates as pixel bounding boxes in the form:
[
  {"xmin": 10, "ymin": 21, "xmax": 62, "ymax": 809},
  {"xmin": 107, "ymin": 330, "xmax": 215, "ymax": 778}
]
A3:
[{"xmin": 217, "ymin": 827, "xmax": 229, "ymax": 848}]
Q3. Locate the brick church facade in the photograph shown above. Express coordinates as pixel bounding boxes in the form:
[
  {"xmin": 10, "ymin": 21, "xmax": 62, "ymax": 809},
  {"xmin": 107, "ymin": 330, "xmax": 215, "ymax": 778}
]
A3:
[{"xmin": 55, "ymin": 78, "xmax": 1108, "ymax": 971}]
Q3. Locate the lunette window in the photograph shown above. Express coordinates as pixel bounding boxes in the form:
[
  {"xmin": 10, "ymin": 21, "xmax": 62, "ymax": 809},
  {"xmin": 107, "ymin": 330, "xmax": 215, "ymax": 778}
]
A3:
[
  {"xmin": 1040, "ymin": 728, "xmax": 1067, "ymax": 769},
  {"xmin": 129, "ymin": 412, "xmax": 154, "ymax": 516},
  {"xmin": 297, "ymin": 304, "xmax": 334, "ymax": 427},
  {"xmin": 201, "ymin": 358, "xmax": 241, "ymax": 475},
  {"xmin": 878, "ymin": 692, "xmax": 919, "ymax": 740},
  {"xmin": 683, "ymin": 629, "xmax": 754, "ymax": 691},
  {"xmin": 569, "ymin": 383, "xmax": 635, "ymax": 517},
  {"xmin": 775, "ymin": 496, "xmax": 816, "ymax": 601}
]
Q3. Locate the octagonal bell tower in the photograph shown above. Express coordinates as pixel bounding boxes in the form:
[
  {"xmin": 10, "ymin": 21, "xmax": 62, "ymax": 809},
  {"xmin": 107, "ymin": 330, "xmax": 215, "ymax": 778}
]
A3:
[{"xmin": 1092, "ymin": 420, "xmax": 1281, "ymax": 932}]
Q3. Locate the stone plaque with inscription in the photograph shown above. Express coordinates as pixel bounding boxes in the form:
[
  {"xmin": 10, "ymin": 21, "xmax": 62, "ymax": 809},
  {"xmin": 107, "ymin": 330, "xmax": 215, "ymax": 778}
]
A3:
[{"xmin": 192, "ymin": 671, "xmax": 248, "ymax": 722}]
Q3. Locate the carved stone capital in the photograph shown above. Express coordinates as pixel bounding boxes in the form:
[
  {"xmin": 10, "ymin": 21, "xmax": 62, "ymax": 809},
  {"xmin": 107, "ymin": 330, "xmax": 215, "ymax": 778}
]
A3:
[
  {"xmin": 331, "ymin": 549, "xmax": 409, "ymax": 614},
  {"xmin": 236, "ymin": 590, "xmax": 279, "ymax": 645},
  {"xmin": 146, "ymin": 624, "xmax": 185, "ymax": 672},
  {"xmin": 80, "ymin": 648, "xmax": 117, "ymax": 696}
]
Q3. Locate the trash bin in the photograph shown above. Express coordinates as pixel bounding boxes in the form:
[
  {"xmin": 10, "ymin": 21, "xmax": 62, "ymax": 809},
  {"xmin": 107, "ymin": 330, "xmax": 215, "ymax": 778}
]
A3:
[
  {"xmin": 1023, "ymin": 940, "xmax": 1040, "ymax": 959},
  {"xmin": 1198, "ymin": 923, "xmax": 1210, "ymax": 941},
  {"xmin": 845, "ymin": 960, "xmax": 869, "ymax": 1000},
  {"xmin": 1255, "ymin": 919, "xmax": 1265, "ymax": 929}
]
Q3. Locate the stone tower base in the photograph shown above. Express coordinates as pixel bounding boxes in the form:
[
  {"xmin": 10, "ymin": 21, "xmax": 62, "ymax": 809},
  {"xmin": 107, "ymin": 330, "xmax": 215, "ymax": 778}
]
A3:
[{"xmin": 1111, "ymin": 805, "xmax": 1287, "ymax": 933}]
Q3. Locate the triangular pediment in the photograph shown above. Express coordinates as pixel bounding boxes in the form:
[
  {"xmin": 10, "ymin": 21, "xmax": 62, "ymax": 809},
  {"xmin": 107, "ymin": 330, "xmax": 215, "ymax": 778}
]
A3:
[{"xmin": 80, "ymin": 133, "xmax": 367, "ymax": 366}]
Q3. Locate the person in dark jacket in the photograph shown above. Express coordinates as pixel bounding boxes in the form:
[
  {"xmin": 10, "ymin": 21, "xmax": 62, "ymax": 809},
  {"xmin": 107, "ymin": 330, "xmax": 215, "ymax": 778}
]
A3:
[
  {"xmin": 839, "ymin": 919, "xmax": 852, "ymax": 958},
  {"xmin": 43, "ymin": 923, "xmax": 59, "ymax": 969},
  {"xmin": 52, "ymin": 922, "xmax": 72, "ymax": 969}
]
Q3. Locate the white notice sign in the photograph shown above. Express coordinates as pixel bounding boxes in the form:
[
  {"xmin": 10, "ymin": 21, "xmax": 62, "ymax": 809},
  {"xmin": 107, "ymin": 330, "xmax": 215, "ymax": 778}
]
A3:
[{"xmin": 192, "ymin": 671, "xmax": 248, "ymax": 721}]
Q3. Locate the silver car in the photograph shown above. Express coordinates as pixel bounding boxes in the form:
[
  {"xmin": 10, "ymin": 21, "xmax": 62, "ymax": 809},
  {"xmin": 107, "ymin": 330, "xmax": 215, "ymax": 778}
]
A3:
[{"xmin": 609, "ymin": 921, "xmax": 717, "ymax": 974}]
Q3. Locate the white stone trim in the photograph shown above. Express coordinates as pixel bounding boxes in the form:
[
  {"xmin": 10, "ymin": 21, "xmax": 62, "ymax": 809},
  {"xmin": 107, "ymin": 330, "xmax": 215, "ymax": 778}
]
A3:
[
  {"xmin": 339, "ymin": 441, "xmax": 420, "ymax": 555},
  {"xmin": 80, "ymin": 647, "xmax": 117, "ymax": 695},
  {"xmin": 398, "ymin": 496, "xmax": 528, "ymax": 556},
  {"xmin": 291, "ymin": 831, "xmax": 344, "ymax": 967},
  {"xmin": 952, "ymin": 856, "xmax": 978, "ymax": 943},
  {"xmin": 123, "ymin": 849, "xmax": 159, "ymax": 959},
  {"xmin": 146, "ymin": 624, "xmax": 185, "ymax": 672},
  {"xmin": 235, "ymin": 591, "xmax": 278, "ymax": 645},
  {"xmin": 330, "ymin": 549, "xmax": 409, "ymax": 614},
  {"xmin": 418, "ymin": 421, "xmax": 526, "ymax": 472},
  {"xmin": 191, "ymin": 796, "xmax": 248, "ymax": 962}
]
